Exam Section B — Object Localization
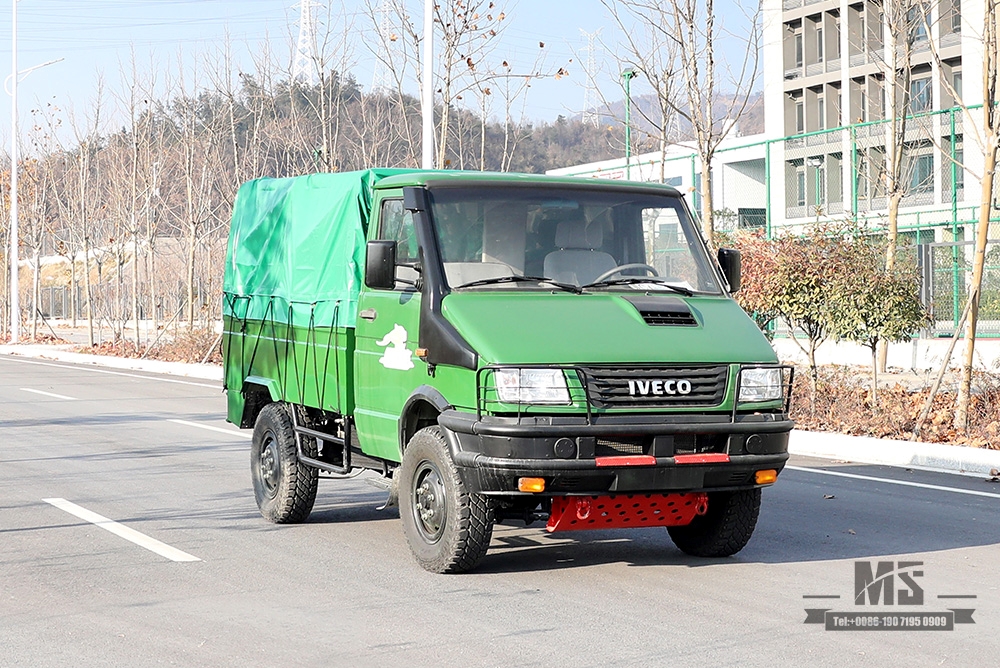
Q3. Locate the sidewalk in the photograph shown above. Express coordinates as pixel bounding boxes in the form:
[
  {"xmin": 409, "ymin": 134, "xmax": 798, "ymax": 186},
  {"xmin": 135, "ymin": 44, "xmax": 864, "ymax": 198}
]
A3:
[
  {"xmin": 3, "ymin": 343, "xmax": 999, "ymax": 479},
  {"xmin": 0, "ymin": 344, "xmax": 222, "ymax": 381}
]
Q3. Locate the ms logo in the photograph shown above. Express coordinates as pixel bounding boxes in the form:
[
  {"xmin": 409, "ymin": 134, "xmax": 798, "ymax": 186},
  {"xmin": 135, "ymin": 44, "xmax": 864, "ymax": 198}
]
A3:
[{"xmin": 854, "ymin": 561, "xmax": 924, "ymax": 606}]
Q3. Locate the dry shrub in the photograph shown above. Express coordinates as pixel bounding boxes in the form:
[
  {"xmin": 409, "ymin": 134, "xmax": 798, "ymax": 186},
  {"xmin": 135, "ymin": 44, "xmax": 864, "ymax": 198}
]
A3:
[
  {"xmin": 79, "ymin": 340, "xmax": 143, "ymax": 358},
  {"xmin": 75, "ymin": 328, "xmax": 221, "ymax": 364},
  {"xmin": 148, "ymin": 328, "xmax": 222, "ymax": 364},
  {"xmin": 791, "ymin": 365, "xmax": 1000, "ymax": 448}
]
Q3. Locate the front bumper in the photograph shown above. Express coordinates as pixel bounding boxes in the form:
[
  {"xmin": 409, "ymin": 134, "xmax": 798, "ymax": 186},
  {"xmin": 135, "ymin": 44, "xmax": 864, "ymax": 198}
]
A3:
[{"xmin": 437, "ymin": 409, "xmax": 793, "ymax": 496}]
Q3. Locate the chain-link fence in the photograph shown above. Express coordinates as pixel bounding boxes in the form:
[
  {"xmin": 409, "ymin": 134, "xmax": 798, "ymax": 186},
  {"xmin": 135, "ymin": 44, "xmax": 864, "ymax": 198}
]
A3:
[{"xmin": 921, "ymin": 237, "xmax": 1000, "ymax": 338}]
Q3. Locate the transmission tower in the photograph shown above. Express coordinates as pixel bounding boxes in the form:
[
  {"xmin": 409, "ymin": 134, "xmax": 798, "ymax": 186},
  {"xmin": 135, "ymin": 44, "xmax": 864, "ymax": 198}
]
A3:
[
  {"xmin": 293, "ymin": 0, "xmax": 319, "ymax": 86},
  {"xmin": 580, "ymin": 29, "xmax": 601, "ymax": 126},
  {"xmin": 371, "ymin": 0, "xmax": 395, "ymax": 93}
]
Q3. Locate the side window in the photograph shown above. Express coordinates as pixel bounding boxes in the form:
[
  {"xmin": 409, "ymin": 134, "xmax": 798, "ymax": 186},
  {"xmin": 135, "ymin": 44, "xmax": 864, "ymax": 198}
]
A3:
[{"xmin": 378, "ymin": 199, "xmax": 419, "ymax": 289}]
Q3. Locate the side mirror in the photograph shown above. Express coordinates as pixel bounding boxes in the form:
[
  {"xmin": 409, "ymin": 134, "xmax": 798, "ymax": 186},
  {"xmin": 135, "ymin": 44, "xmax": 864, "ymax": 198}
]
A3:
[
  {"xmin": 365, "ymin": 240, "xmax": 397, "ymax": 290},
  {"xmin": 717, "ymin": 248, "xmax": 742, "ymax": 294}
]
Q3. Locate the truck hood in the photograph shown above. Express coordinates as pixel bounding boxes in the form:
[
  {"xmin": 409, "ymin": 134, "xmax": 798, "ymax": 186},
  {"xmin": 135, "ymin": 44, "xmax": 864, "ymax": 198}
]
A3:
[{"xmin": 440, "ymin": 291, "xmax": 777, "ymax": 366}]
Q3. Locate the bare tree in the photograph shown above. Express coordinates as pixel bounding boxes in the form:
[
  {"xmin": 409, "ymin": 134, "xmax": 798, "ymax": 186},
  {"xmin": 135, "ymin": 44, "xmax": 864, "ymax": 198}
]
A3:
[
  {"xmin": 604, "ymin": 0, "xmax": 759, "ymax": 246},
  {"xmin": 953, "ymin": 0, "xmax": 999, "ymax": 429},
  {"xmin": 63, "ymin": 79, "xmax": 108, "ymax": 346},
  {"xmin": 601, "ymin": 1, "xmax": 681, "ymax": 184}
]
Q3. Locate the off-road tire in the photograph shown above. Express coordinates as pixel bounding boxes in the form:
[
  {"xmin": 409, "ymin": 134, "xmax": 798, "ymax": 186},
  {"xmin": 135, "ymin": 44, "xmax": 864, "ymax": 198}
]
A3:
[
  {"xmin": 667, "ymin": 489, "xmax": 761, "ymax": 557},
  {"xmin": 399, "ymin": 426, "xmax": 494, "ymax": 573},
  {"xmin": 251, "ymin": 403, "xmax": 318, "ymax": 523}
]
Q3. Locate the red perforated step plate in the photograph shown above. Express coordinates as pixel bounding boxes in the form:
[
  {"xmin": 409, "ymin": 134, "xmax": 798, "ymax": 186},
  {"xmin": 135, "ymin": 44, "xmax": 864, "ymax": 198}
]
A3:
[{"xmin": 546, "ymin": 492, "xmax": 709, "ymax": 533}]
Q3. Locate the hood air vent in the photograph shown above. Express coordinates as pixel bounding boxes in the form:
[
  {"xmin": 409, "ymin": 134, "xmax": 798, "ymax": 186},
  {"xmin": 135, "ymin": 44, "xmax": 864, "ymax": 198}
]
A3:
[{"xmin": 622, "ymin": 296, "xmax": 697, "ymax": 327}]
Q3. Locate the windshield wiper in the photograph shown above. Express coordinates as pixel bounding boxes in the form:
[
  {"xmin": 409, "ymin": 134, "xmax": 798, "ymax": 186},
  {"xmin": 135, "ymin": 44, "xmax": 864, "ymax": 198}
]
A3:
[
  {"xmin": 454, "ymin": 274, "xmax": 583, "ymax": 294},
  {"xmin": 582, "ymin": 276, "xmax": 694, "ymax": 296}
]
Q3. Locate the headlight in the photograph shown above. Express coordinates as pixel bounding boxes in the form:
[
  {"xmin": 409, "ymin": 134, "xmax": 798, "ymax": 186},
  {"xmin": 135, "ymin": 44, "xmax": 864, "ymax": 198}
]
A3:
[
  {"xmin": 739, "ymin": 367, "xmax": 785, "ymax": 403},
  {"xmin": 493, "ymin": 368, "xmax": 570, "ymax": 404}
]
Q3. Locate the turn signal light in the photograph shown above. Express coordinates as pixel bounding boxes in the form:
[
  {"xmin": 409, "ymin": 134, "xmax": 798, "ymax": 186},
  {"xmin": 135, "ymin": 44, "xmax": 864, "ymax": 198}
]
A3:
[
  {"xmin": 518, "ymin": 477, "xmax": 546, "ymax": 493},
  {"xmin": 755, "ymin": 469, "xmax": 778, "ymax": 485},
  {"xmin": 415, "ymin": 348, "xmax": 429, "ymax": 360}
]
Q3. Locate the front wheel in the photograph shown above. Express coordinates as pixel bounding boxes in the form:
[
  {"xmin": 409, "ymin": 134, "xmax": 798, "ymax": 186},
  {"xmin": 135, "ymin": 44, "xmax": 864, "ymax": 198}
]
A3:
[
  {"xmin": 399, "ymin": 426, "xmax": 495, "ymax": 573},
  {"xmin": 251, "ymin": 403, "xmax": 318, "ymax": 523},
  {"xmin": 667, "ymin": 488, "xmax": 761, "ymax": 557}
]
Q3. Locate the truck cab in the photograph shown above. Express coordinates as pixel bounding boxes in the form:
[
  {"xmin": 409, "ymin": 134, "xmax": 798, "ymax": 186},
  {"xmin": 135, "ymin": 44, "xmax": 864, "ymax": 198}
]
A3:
[{"xmin": 223, "ymin": 170, "xmax": 793, "ymax": 573}]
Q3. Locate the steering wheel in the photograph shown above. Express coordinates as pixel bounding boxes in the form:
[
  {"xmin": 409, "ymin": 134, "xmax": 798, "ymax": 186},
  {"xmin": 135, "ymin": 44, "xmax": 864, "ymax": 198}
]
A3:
[{"xmin": 591, "ymin": 263, "xmax": 659, "ymax": 284}]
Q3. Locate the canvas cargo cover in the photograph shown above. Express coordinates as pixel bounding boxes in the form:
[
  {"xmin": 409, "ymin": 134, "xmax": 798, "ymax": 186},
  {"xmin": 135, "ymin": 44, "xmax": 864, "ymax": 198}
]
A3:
[{"xmin": 223, "ymin": 169, "xmax": 417, "ymax": 328}]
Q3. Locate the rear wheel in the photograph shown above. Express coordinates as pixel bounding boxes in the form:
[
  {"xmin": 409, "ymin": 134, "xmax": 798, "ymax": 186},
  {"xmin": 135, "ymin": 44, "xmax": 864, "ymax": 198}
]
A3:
[
  {"xmin": 667, "ymin": 489, "xmax": 761, "ymax": 557},
  {"xmin": 399, "ymin": 426, "xmax": 494, "ymax": 573},
  {"xmin": 251, "ymin": 403, "xmax": 318, "ymax": 523}
]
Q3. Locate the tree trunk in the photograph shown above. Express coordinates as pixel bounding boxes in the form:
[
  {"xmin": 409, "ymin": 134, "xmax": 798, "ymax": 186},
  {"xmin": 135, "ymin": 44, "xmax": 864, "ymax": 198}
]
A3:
[
  {"xmin": 700, "ymin": 155, "xmax": 714, "ymax": 248},
  {"xmin": 31, "ymin": 251, "xmax": 40, "ymax": 340},
  {"xmin": 83, "ymin": 237, "xmax": 94, "ymax": 346},
  {"xmin": 878, "ymin": 189, "xmax": 905, "ymax": 373},
  {"xmin": 869, "ymin": 343, "xmax": 879, "ymax": 408},
  {"xmin": 70, "ymin": 253, "xmax": 77, "ymax": 328},
  {"xmin": 188, "ymin": 226, "xmax": 196, "ymax": 329},
  {"xmin": 954, "ymin": 143, "xmax": 997, "ymax": 430},
  {"xmin": 132, "ymin": 233, "xmax": 140, "ymax": 351}
]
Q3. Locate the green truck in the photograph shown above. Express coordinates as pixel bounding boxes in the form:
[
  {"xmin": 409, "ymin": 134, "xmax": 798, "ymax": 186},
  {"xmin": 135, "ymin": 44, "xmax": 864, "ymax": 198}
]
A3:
[{"xmin": 223, "ymin": 168, "xmax": 793, "ymax": 573}]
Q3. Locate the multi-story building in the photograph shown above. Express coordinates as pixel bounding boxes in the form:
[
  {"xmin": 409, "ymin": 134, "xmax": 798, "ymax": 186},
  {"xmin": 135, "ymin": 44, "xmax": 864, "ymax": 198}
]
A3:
[{"xmin": 763, "ymin": 0, "xmax": 987, "ymax": 238}]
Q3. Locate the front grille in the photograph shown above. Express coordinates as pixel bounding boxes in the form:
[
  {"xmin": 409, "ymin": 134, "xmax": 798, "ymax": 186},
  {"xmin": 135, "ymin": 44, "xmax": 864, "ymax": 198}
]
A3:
[
  {"xmin": 580, "ymin": 365, "xmax": 728, "ymax": 409},
  {"xmin": 639, "ymin": 310, "xmax": 698, "ymax": 326}
]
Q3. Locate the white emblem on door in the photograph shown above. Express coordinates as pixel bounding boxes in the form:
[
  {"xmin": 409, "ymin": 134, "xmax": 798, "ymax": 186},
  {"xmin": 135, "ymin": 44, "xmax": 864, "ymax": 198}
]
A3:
[{"xmin": 376, "ymin": 323, "xmax": 415, "ymax": 370}]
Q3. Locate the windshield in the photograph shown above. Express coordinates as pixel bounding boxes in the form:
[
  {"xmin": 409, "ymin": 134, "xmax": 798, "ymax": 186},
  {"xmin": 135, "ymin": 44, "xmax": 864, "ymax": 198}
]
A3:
[{"xmin": 428, "ymin": 186, "xmax": 722, "ymax": 294}]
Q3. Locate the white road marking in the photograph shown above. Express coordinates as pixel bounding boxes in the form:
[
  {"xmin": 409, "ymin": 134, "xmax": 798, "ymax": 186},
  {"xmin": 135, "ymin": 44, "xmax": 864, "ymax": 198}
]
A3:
[
  {"xmin": 786, "ymin": 465, "xmax": 1000, "ymax": 500},
  {"xmin": 0, "ymin": 355, "xmax": 218, "ymax": 388},
  {"xmin": 21, "ymin": 387, "xmax": 77, "ymax": 401},
  {"xmin": 168, "ymin": 419, "xmax": 252, "ymax": 440},
  {"xmin": 42, "ymin": 498, "xmax": 201, "ymax": 562}
]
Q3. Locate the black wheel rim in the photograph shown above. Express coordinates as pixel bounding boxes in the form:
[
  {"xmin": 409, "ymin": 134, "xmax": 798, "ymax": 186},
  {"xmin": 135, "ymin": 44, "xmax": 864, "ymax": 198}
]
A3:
[
  {"xmin": 259, "ymin": 432, "xmax": 280, "ymax": 499},
  {"xmin": 411, "ymin": 460, "xmax": 447, "ymax": 543}
]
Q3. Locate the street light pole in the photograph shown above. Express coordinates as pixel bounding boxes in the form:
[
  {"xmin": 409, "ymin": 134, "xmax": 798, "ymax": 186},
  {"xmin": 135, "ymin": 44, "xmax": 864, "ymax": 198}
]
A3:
[
  {"xmin": 9, "ymin": 0, "xmax": 19, "ymax": 343},
  {"xmin": 421, "ymin": 0, "xmax": 434, "ymax": 170},
  {"xmin": 621, "ymin": 67, "xmax": 636, "ymax": 181}
]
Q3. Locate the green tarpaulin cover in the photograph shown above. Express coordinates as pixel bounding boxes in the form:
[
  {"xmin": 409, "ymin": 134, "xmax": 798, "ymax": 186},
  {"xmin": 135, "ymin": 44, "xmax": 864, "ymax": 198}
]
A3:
[{"xmin": 223, "ymin": 169, "xmax": 416, "ymax": 328}]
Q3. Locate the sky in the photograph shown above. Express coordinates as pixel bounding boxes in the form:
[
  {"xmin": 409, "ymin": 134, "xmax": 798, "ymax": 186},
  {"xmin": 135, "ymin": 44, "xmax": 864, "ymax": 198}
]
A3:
[{"xmin": 0, "ymin": 0, "xmax": 757, "ymax": 149}]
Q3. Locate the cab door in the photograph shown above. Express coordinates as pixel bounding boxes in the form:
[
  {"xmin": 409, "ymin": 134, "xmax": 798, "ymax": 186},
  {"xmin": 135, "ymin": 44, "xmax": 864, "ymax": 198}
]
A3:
[{"xmin": 353, "ymin": 193, "xmax": 427, "ymax": 462}]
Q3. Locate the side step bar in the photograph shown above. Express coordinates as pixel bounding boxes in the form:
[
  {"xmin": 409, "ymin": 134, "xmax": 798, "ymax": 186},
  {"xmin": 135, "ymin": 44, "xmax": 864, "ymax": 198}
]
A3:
[{"xmin": 290, "ymin": 409, "xmax": 351, "ymax": 475}]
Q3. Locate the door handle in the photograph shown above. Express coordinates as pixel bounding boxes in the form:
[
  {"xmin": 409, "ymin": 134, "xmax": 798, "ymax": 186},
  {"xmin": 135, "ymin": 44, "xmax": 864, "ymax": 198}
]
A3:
[{"xmin": 359, "ymin": 308, "xmax": 377, "ymax": 321}]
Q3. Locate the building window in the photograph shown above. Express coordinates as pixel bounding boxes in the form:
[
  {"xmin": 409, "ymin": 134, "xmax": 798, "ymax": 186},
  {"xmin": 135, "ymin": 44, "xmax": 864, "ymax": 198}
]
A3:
[
  {"xmin": 909, "ymin": 154, "xmax": 934, "ymax": 193},
  {"xmin": 910, "ymin": 77, "xmax": 932, "ymax": 112},
  {"xmin": 795, "ymin": 32, "xmax": 803, "ymax": 68},
  {"xmin": 795, "ymin": 100, "xmax": 805, "ymax": 134},
  {"xmin": 796, "ymin": 168, "xmax": 807, "ymax": 206},
  {"xmin": 817, "ymin": 27, "xmax": 824, "ymax": 62},
  {"xmin": 857, "ymin": 155, "xmax": 869, "ymax": 199},
  {"xmin": 908, "ymin": 6, "xmax": 929, "ymax": 43},
  {"xmin": 952, "ymin": 0, "xmax": 962, "ymax": 32},
  {"xmin": 955, "ymin": 148, "xmax": 964, "ymax": 190},
  {"xmin": 817, "ymin": 95, "xmax": 826, "ymax": 130},
  {"xmin": 738, "ymin": 208, "xmax": 766, "ymax": 229},
  {"xmin": 859, "ymin": 89, "xmax": 868, "ymax": 122},
  {"xmin": 833, "ymin": 16, "xmax": 841, "ymax": 58},
  {"xmin": 953, "ymin": 71, "xmax": 963, "ymax": 99},
  {"xmin": 818, "ymin": 165, "xmax": 827, "ymax": 204}
]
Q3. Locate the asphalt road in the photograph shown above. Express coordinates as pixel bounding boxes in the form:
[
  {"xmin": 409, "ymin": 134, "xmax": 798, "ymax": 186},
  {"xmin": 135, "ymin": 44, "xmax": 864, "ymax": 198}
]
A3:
[{"xmin": 2, "ymin": 353, "xmax": 997, "ymax": 668}]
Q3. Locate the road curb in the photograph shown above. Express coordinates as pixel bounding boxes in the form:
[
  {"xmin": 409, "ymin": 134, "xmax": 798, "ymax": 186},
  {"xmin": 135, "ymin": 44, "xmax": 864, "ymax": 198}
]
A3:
[
  {"xmin": 789, "ymin": 430, "xmax": 1000, "ymax": 478},
  {"xmin": 0, "ymin": 345, "xmax": 223, "ymax": 381},
  {"xmin": 5, "ymin": 343, "xmax": 998, "ymax": 478}
]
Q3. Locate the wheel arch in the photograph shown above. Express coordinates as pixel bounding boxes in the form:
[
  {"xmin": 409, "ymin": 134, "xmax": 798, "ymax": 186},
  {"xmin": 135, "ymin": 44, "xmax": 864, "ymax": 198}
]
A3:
[
  {"xmin": 240, "ymin": 376, "xmax": 281, "ymax": 428},
  {"xmin": 399, "ymin": 385, "xmax": 452, "ymax": 456}
]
